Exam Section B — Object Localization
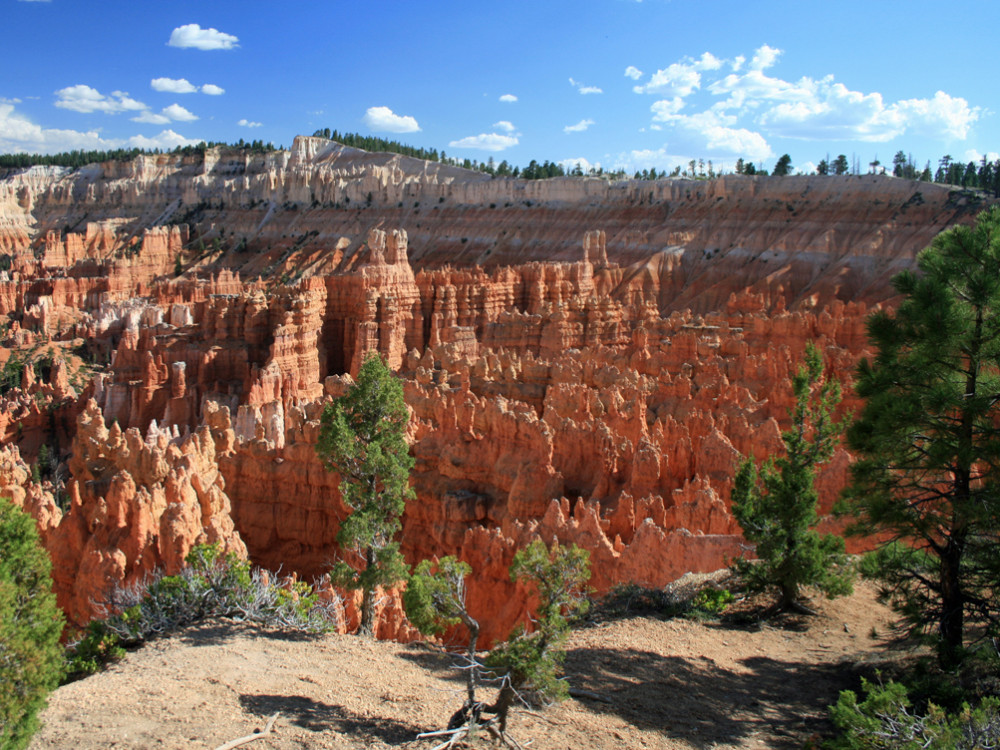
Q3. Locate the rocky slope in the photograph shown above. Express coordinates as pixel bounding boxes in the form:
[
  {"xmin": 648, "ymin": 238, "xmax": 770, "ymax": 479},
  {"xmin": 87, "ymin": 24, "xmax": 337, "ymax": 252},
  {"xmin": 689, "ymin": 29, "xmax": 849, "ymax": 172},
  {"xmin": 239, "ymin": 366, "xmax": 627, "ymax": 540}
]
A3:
[{"xmin": 0, "ymin": 138, "xmax": 991, "ymax": 641}]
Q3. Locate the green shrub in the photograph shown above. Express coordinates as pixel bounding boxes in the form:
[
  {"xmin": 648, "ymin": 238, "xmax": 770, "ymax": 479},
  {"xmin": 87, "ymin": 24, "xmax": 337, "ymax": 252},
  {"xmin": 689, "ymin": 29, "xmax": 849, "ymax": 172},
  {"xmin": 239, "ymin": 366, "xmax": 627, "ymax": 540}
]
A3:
[
  {"xmin": 689, "ymin": 587, "xmax": 734, "ymax": 619},
  {"xmin": 483, "ymin": 540, "xmax": 591, "ymax": 732},
  {"xmin": 65, "ymin": 543, "xmax": 337, "ymax": 681},
  {"xmin": 830, "ymin": 678, "xmax": 1000, "ymax": 749},
  {"xmin": 0, "ymin": 497, "xmax": 64, "ymax": 750}
]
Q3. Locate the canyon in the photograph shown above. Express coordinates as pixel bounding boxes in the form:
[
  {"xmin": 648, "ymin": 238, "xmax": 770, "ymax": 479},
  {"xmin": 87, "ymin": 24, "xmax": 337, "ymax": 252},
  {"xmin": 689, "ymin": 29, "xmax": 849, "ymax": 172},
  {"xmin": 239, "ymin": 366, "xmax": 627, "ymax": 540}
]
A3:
[{"xmin": 0, "ymin": 136, "xmax": 990, "ymax": 643}]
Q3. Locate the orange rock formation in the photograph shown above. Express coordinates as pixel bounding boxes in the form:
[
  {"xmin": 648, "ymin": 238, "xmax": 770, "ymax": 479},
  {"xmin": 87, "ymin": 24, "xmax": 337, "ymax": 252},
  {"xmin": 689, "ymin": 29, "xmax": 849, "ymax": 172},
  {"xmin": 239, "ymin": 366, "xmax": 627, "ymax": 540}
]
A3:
[{"xmin": 0, "ymin": 141, "xmax": 993, "ymax": 640}]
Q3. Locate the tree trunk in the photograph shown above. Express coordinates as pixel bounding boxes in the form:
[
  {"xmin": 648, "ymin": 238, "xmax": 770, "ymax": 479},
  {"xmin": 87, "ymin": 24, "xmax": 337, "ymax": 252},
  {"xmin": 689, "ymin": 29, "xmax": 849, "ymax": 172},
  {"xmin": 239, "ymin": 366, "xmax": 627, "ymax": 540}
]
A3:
[
  {"xmin": 358, "ymin": 547, "xmax": 377, "ymax": 637},
  {"xmin": 461, "ymin": 613, "xmax": 480, "ymax": 708},
  {"xmin": 939, "ymin": 532, "xmax": 966, "ymax": 667}
]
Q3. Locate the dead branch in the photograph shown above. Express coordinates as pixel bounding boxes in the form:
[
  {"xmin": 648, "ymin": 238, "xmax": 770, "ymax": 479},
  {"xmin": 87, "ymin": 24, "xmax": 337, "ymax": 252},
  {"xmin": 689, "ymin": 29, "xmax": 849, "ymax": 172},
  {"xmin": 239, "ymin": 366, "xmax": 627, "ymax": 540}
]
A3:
[{"xmin": 213, "ymin": 712, "xmax": 280, "ymax": 750}]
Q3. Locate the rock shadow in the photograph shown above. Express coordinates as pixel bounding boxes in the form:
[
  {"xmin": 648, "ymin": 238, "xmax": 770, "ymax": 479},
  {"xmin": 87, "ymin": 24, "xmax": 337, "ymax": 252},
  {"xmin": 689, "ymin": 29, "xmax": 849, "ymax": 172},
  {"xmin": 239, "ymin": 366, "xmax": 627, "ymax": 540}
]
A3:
[
  {"xmin": 176, "ymin": 619, "xmax": 324, "ymax": 646},
  {"xmin": 565, "ymin": 645, "xmax": 857, "ymax": 749},
  {"xmin": 239, "ymin": 693, "xmax": 423, "ymax": 744}
]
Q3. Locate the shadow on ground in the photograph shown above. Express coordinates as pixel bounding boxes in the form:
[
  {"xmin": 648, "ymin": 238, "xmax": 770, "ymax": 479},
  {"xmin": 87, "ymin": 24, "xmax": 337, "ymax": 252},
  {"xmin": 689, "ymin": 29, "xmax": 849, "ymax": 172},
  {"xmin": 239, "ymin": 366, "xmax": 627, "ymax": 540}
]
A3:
[
  {"xmin": 240, "ymin": 693, "xmax": 424, "ymax": 744},
  {"xmin": 397, "ymin": 643, "xmax": 469, "ymax": 685},
  {"xmin": 176, "ymin": 619, "xmax": 325, "ymax": 647},
  {"xmin": 566, "ymin": 645, "xmax": 858, "ymax": 749}
]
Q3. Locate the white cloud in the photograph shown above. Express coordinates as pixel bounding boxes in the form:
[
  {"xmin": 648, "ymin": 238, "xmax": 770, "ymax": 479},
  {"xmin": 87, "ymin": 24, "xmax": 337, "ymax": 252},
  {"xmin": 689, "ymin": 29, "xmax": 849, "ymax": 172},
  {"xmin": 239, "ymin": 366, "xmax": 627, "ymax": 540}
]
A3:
[
  {"xmin": 448, "ymin": 133, "xmax": 519, "ymax": 151},
  {"xmin": 798, "ymin": 160, "xmax": 818, "ymax": 175},
  {"xmin": 633, "ymin": 53, "xmax": 723, "ymax": 97},
  {"xmin": 200, "ymin": 83, "xmax": 224, "ymax": 95},
  {"xmin": 564, "ymin": 119, "xmax": 594, "ymax": 133},
  {"xmin": 126, "ymin": 129, "xmax": 200, "ymax": 150},
  {"xmin": 651, "ymin": 97, "xmax": 685, "ymax": 120},
  {"xmin": 499, "ymin": 94, "xmax": 518, "ymax": 103},
  {"xmin": 693, "ymin": 52, "xmax": 724, "ymax": 71},
  {"xmin": 633, "ymin": 62, "xmax": 701, "ymax": 97},
  {"xmin": 749, "ymin": 44, "xmax": 781, "ymax": 71},
  {"xmin": 362, "ymin": 105, "xmax": 420, "ymax": 133},
  {"xmin": 894, "ymin": 91, "xmax": 980, "ymax": 140},
  {"xmin": 758, "ymin": 82, "xmax": 979, "ymax": 142},
  {"xmin": 0, "ymin": 101, "xmax": 198, "ymax": 154},
  {"xmin": 625, "ymin": 66, "xmax": 643, "ymax": 80},
  {"xmin": 493, "ymin": 120, "xmax": 517, "ymax": 133},
  {"xmin": 648, "ymin": 104, "xmax": 773, "ymax": 161},
  {"xmin": 132, "ymin": 111, "xmax": 171, "ymax": 125},
  {"xmin": 168, "ymin": 24, "xmax": 239, "ymax": 51},
  {"xmin": 964, "ymin": 149, "xmax": 1000, "ymax": 163},
  {"xmin": 162, "ymin": 103, "xmax": 197, "ymax": 121},
  {"xmin": 131, "ymin": 103, "xmax": 197, "ymax": 124},
  {"xmin": 238, "ymin": 119, "xmax": 262, "ymax": 128},
  {"xmin": 55, "ymin": 85, "xmax": 146, "ymax": 114},
  {"xmin": 151, "ymin": 77, "xmax": 197, "ymax": 94},
  {"xmin": 569, "ymin": 78, "xmax": 603, "ymax": 95},
  {"xmin": 559, "ymin": 157, "xmax": 597, "ymax": 172}
]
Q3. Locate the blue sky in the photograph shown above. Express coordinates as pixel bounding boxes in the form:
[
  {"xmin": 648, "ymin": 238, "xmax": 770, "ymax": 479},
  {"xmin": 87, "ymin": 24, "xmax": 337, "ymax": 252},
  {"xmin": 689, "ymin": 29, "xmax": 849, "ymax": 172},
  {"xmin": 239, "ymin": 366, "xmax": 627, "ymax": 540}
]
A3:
[{"xmin": 3, "ymin": 0, "xmax": 998, "ymax": 174}]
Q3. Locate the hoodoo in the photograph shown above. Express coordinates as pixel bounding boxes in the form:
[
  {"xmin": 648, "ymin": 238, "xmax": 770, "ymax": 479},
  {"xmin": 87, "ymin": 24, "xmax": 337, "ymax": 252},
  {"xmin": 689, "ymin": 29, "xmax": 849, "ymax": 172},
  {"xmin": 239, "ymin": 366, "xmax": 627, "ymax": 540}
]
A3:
[{"xmin": 0, "ymin": 140, "xmax": 991, "ymax": 642}]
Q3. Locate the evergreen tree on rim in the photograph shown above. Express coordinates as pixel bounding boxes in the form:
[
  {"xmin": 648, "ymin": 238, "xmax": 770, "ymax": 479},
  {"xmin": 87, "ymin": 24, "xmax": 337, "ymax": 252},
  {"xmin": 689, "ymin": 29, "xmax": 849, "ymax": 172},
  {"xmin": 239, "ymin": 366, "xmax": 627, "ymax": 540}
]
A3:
[
  {"xmin": 316, "ymin": 352, "xmax": 414, "ymax": 637},
  {"xmin": 731, "ymin": 341, "xmax": 852, "ymax": 611}
]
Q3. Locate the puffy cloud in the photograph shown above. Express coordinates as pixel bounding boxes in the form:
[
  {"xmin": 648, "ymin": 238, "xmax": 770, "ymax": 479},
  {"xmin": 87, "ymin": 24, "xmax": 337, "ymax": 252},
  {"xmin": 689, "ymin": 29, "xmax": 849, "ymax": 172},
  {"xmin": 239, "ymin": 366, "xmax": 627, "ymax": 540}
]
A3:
[
  {"xmin": 632, "ymin": 53, "xmax": 722, "ymax": 96},
  {"xmin": 559, "ymin": 157, "xmax": 597, "ymax": 172},
  {"xmin": 651, "ymin": 97, "xmax": 685, "ymax": 120},
  {"xmin": 569, "ymin": 78, "xmax": 603, "ymax": 95},
  {"xmin": 238, "ymin": 119, "xmax": 262, "ymax": 128},
  {"xmin": 131, "ymin": 111, "xmax": 171, "ymax": 125},
  {"xmin": 648, "ymin": 104, "xmax": 773, "ymax": 161},
  {"xmin": 167, "ymin": 24, "xmax": 239, "ymax": 51},
  {"xmin": 448, "ymin": 133, "xmax": 519, "ymax": 151},
  {"xmin": 125, "ymin": 129, "xmax": 200, "ymax": 150},
  {"xmin": 162, "ymin": 103, "xmax": 197, "ymax": 121},
  {"xmin": 894, "ymin": 91, "xmax": 980, "ymax": 140},
  {"xmin": 633, "ymin": 62, "xmax": 701, "ymax": 97},
  {"xmin": 499, "ymin": 94, "xmax": 518, "ymax": 103},
  {"xmin": 749, "ymin": 44, "xmax": 781, "ymax": 71},
  {"xmin": 564, "ymin": 118, "xmax": 595, "ymax": 133},
  {"xmin": 964, "ymin": 149, "xmax": 1000, "ymax": 163},
  {"xmin": 493, "ymin": 120, "xmax": 517, "ymax": 133},
  {"xmin": 0, "ymin": 101, "xmax": 198, "ymax": 154},
  {"xmin": 362, "ymin": 106, "xmax": 420, "ymax": 133},
  {"xmin": 625, "ymin": 66, "xmax": 643, "ymax": 80},
  {"xmin": 797, "ymin": 160, "xmax": 818, "ymax": 175},
  {"xmin": 151, "ymin": 77, "xmax": 197, "ymax": 94},
  {"xmin": 131, "ymin": 103, "xmax": 197, "ymax": 124},
  {"xmin": 55, "ymin": 85, "xmax": 146, "ymax": 114},
  {"xmin": 759, "ymin": 82, "xmax": 979, "ymax": 142},
  {"xmin": 200, "ymin": 84, "xmax": 225, "ymax": 96}
]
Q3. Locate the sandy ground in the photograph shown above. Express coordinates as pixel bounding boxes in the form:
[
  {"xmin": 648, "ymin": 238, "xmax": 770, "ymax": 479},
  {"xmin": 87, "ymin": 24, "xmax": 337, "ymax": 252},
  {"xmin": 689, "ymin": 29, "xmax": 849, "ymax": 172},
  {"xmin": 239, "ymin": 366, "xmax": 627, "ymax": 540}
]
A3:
[{"xmin": 30, "ymin": 581, "xmax": 897, "ymax": 750}]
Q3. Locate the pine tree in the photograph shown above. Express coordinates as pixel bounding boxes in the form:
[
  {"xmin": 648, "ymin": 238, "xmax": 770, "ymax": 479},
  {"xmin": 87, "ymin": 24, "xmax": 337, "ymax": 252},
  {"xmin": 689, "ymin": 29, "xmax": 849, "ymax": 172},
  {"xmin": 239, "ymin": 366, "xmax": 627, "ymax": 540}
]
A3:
[
  {"xmin": 844, "ymin": 206, "xmax": 1000, "ymax": 667},
  {"xmin": 773, "ymin": 154, "xmax": 793, "ymax": 176},
  {"xmin": 403, "ymin": 557, "xmax": 481, "ymax": 717},
  {"xmin": 316, "ymin": 352, "xmax": 414, "ymax": 636},
  {"xmin": 731, "ymin": 342, "xmax": 852, "ymax": 611},
  {"xmin": 0, "ymin": 498, "xmax": 64, "ymax": 750}
]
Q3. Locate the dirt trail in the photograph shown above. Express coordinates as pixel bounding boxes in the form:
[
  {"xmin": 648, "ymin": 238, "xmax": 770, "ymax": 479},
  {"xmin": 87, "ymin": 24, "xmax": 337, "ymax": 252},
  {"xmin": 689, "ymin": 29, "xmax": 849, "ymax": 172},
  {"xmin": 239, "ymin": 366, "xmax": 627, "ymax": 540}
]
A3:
[{"xmin": 30, "ymin": 581, "xmax": 895, "ymax": 750}]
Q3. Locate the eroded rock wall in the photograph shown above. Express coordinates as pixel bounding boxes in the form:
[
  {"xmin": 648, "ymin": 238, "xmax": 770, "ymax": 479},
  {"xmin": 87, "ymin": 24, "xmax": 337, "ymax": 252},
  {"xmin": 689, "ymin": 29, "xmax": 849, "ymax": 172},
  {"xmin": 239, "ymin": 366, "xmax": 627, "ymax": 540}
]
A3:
[{"xmin": 0, "ymin": 142, "xmax": 992, "ymax": 640}]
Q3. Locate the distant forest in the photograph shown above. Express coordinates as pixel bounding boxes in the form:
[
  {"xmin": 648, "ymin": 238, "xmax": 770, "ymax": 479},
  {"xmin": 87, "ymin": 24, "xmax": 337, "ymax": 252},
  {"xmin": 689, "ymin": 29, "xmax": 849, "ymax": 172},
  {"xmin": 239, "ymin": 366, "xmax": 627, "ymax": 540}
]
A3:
[
  {"xmin": 0, "ymin": 139, "xmax": 279, "ymax": 170},
  {"xmin": 3, "ymin": 130, "xmax": 1000, "ymax": 197}
]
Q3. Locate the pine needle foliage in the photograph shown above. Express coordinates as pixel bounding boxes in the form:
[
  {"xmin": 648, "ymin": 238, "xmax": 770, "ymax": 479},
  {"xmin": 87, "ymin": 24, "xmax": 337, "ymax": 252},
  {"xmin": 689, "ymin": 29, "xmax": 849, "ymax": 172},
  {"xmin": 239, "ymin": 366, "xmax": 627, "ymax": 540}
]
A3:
[
  {"xmin": 844, "ymin": 206, "xmax": 1000, "ymax": 667},
  {"xmin": 316, "ymin": 353, "xmax": 414, "ymax": 636},
  {"xmin": 0, "ymin": 497, "xmax": 64, "ymax": 750},
  {"xmin": 731, "ymin": 341, "xmax": 852, "ymax": 610}
]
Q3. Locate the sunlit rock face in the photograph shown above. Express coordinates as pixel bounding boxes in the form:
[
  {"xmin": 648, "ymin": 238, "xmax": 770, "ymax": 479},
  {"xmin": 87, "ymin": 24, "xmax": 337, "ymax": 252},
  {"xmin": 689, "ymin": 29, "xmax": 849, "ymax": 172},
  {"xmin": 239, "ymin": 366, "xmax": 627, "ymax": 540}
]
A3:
[{"xmin": 0, "ymin": 140, "xmax": 990, "ymax": 639}]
